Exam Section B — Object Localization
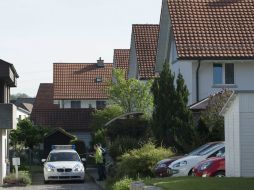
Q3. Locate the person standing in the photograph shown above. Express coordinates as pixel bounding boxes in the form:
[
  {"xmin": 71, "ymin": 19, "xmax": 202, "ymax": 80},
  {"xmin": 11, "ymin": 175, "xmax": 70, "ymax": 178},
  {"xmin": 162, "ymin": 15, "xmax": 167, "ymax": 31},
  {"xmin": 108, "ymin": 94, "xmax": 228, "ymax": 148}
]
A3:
[{"xmin": 94, "ymin": 144, "xmax": 104, "ymax": 181}]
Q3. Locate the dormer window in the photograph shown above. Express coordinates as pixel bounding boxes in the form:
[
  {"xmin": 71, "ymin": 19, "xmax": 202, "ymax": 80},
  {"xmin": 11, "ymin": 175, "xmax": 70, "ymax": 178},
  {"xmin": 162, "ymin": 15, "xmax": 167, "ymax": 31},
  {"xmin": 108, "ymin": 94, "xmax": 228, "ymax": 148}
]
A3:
[{"xmin": 96, "ymin": 77, "xmax": 102, "ymax": 83}]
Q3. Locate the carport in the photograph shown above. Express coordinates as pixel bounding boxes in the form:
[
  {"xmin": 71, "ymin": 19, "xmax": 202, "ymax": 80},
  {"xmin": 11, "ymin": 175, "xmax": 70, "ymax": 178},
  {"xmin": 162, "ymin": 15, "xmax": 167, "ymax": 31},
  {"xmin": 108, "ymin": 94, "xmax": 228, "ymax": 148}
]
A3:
[{"xmin": 220, "ymin": 90, "xmax": 254, "ymax": 177}]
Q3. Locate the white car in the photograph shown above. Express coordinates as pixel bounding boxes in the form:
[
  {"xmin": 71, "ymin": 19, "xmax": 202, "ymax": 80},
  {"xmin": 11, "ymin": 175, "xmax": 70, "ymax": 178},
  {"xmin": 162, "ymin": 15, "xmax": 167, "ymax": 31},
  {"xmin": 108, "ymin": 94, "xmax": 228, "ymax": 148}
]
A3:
[
  {"xmin": 168, "ymin": 142, "xmax": 225, "ymax": 177},
  {"xmin": 42, "ymin": 145, "xmax": 86, "ymax": 183}
]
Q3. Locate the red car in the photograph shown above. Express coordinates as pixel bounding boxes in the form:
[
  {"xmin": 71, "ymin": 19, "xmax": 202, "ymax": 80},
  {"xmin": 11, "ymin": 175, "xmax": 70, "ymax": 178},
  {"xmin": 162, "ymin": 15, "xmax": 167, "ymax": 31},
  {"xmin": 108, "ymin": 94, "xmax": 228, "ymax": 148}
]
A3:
[{"xmin": 193, "ymin": 156, "xmax": 225, "ymax": 177}]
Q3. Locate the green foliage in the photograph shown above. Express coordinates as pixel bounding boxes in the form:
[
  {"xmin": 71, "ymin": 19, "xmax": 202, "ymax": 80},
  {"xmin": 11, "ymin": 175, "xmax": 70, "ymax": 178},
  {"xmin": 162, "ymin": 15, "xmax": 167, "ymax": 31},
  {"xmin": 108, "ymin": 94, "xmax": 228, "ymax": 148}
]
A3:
[
  {"xmin": 107, "ymin": 118, "xmax": 151, "ymax": 142},
  {"xmin": 109, "ymin": 137, "xmax": 141, "ymax": 160},
  {"xmin": 10, "ymin": 93, "xmax": 31, "ymax": 100},
  {"xmin": 91, "ymin": 128, "xmax": 107, "ymax": 147},
  {"xmin": 91, "ymin": 105, "xmax": 123, "ymax": 132},
  {"xmin": 4, "ymin": 171, "xmax": 32, "ymax": 185},
  {"xmin": 70, "ymin": 139, "xmax": 87, "ymax": 156},
  {"xmin": 112, "ymin": 177, "xmax": 134, "ymax": 190},
  {"xmin": 152, "ymin": 63, "xmax": 195, "ymax": 153},
  {"xmin": 196, "ymin": 90, "xmax": 232, "ymax": 144},
  {"xmin": 9, "ymin": 119, "xmax": 51, "ymax": 150},
  {"xmin": 109, "ymin": 69, "xmax": 153, "ymax": 116},
  {"xmin": 117, "ymin": 143, "xmax": 174, "ymax": 178}
]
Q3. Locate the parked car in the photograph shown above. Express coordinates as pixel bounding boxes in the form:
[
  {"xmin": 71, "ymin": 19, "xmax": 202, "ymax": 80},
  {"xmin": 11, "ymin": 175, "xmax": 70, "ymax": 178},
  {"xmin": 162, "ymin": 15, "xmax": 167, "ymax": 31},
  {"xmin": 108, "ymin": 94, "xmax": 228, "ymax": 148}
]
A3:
[
  {"xmin": 193, "ymin": 156, "xmax": 225, "ymax": 177},
  {"xmin": 154, "ymin": 142, "xmax": 222, "ymax": 177},
  {"xmin": 168, "ymin": 142, "xmax": 225, "ymax": 177},
  {"xmin": 154, "ymin": 156, "xmax": 183, "ymax": 177},
  {"xmin": 42, "ymin": 145, "xmax": 86, "ymax": 183}
]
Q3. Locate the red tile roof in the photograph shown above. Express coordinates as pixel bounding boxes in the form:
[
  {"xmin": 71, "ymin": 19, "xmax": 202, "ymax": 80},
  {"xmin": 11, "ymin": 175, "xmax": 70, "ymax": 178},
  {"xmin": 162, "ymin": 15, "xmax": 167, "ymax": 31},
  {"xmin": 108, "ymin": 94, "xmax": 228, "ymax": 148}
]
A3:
[
  {"xmin": 113, "ymin": 49, "xmax": 130, "ymax": 79},
  {"xmin": 31, "ymin": 83, "xmax": 93, "ymax": 131},
  {"xmin": 167, "ymin": 0, "xmax": 254, "ymax": 60},
  {"xmin": 132, "ymin": 24, "xmax": 159, "ymax": 80},
  {"xmin": 53, "ymin": 63, "xmax": 113, "ymax": 100}
]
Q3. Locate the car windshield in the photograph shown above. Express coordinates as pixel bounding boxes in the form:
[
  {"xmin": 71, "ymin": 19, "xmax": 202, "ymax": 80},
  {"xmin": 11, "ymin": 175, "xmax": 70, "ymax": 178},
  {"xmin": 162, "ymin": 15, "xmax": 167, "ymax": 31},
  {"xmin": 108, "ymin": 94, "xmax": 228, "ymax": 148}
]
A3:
[
  {"xmin": 197, "ymin": 144, "xmax": 224, "ymax": 156},
  {"xmin": 188, "ymin": 143, "xmax": 220, "ymax": 156},
  {"xmin": 47, "ymin": 152, "xmax": 80, "ymax": 162}
]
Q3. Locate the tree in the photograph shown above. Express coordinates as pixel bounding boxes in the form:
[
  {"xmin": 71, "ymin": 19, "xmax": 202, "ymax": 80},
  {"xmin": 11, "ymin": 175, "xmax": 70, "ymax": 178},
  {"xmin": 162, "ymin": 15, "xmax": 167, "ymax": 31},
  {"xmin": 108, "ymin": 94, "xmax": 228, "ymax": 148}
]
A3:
[
  {"xmin": 10, "ymin": 119, "xmax": 51, "ymax": 150},
  {"xmin": 90, "ymin": 105, "xmax": 123, "ymax": 146},
  {"xmin": 152, "ymin": 63, "xmax": 195, "ymax": 153},
  {"xmin": 10, "ymin": 93, "xmax": 31, "ymax": 100},
  {"xmin": 197, "ymin": 90, "xmax": 232, "ymax": 143},
  {"xmin": 152, "ymin": 63, "xmax": 176, "ymax": 147},
  {"xmin": 174, "ymin": 72, "xmax": 195, "ymax": 152},
  {"xmin": 109, "ymin": 69, "xmax": 153, "ymax": 116}
]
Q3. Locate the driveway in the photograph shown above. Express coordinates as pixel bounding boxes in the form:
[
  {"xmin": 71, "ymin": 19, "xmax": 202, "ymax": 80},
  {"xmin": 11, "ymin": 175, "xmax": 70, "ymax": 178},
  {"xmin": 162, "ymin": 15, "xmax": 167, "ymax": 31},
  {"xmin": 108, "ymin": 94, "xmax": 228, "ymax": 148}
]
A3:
[{"xmin": 1, "ymin": 170, "xmax": 101, "ymax": 190}]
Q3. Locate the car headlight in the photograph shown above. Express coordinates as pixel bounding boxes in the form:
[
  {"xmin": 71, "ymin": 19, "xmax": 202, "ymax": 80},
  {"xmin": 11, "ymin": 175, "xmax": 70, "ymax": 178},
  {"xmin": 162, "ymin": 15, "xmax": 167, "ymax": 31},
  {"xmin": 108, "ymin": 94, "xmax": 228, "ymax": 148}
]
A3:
[
  {"xmin": 173, "ymin": 161, "xmax": 187, "ymax": 168},
  {"xmin": 200, "ymin": 161, "xmax": 212, "ymax": 171},
  {"xmin": 157, "ymin": 163, "xmax": 167, "ymax": 168},
  {"xmin": 73, "ymin": 164, "xmax": 84, "ymax": 172},
  {"xmin": 45, "ymin": 164, "xmax": 55, "ymax": 172}
]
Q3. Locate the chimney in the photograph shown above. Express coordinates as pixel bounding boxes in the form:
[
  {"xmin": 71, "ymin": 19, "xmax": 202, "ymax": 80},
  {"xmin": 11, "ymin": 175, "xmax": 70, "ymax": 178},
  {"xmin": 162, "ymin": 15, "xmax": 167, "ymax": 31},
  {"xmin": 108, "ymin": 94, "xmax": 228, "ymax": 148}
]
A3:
[{"xmin": 97, "ymin": 57, "xmax": 104, "ymax": 67}]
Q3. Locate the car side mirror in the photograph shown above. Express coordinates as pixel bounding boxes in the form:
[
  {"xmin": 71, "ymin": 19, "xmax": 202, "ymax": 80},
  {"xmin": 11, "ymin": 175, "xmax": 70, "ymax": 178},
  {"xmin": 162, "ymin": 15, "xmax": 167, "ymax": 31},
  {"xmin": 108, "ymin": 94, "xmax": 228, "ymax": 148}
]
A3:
[
  {"xmin": 41, "ymin": 159, "xmax": 46, "ymax": 163},
  {"xmin": 81, "ymin": 158, "xmax": 86, "ymax": 162}
]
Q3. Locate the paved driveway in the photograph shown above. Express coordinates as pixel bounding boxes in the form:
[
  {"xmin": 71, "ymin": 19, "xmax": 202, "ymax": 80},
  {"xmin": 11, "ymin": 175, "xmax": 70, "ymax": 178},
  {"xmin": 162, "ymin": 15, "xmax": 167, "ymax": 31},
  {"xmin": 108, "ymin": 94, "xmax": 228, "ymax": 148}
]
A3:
[{"xmin": 1, "ymin": 171, "xmax": 101, "ymax": 190}]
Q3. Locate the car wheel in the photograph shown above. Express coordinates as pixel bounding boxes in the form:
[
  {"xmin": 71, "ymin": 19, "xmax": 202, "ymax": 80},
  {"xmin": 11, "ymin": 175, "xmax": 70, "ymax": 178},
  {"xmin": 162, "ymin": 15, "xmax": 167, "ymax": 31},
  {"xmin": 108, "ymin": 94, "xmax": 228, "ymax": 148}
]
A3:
[
  {"xmin": 188, "ymin": 169, "xmax": 193, "ymax": 176},
  {"xmin": 44, "ymin": 180, "xmax": 49, "ymax": 184},
  {"xmin": 214, "ymin": 171, "xmax": 225, "ymax": 177}
]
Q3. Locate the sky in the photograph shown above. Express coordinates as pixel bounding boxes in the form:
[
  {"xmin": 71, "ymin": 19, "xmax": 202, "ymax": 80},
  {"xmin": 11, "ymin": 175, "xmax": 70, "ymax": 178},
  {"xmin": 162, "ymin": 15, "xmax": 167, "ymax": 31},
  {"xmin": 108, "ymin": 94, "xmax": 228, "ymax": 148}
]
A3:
[{"xmin": 0, "ymin": 0, "xmax": 161, "ymax": 97}]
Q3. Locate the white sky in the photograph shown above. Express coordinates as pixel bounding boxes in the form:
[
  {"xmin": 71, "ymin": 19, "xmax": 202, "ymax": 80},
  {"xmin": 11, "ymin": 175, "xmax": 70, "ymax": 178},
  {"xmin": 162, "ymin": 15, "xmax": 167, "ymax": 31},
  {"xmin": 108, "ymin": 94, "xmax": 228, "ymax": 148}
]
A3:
[{"xmin": 0, "ymin": 0, "xmax": 161, "ymax": 97}]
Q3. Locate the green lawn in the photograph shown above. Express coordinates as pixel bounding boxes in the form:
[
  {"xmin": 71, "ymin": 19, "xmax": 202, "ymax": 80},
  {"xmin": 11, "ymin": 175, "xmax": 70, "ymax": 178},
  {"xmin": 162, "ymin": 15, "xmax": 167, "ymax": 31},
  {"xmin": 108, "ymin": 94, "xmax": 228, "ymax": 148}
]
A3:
[{"xmin": 144, "ymin": 177, "xmax": 254, "ymax": 190}]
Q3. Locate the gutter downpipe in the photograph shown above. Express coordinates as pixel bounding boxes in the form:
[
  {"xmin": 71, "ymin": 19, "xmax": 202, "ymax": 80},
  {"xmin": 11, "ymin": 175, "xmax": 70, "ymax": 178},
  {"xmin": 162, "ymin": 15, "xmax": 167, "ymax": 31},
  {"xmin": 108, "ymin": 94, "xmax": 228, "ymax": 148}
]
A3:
[{"xmin": 196, "ymin": 60, "xmax": 201, "ymax": 102}]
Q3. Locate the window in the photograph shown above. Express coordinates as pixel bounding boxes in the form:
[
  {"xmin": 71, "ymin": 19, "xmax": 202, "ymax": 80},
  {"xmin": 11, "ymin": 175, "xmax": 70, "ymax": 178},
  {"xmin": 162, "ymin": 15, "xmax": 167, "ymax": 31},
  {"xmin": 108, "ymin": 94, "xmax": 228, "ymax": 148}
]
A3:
[
  {"xmin": 96, "ymin": 77, "xmax": 102, "ymax": 83},
  {"xmin": 213, "ymin": 64, "xmax": 223, "ymax": 84},
  {"xmin": 225, "ymin": 63, "xmax": 234, "ymax": 84},
  {"xmin": 71, "ymin": 101, "xmax": 81, "ymax": 108},
  {"xmin": 96, "ymin": 101, "xmax": 106, "ymax": 109},
  {"xmin": 213, "ymin": 63, "xmax": 234, "ymax": 85}
]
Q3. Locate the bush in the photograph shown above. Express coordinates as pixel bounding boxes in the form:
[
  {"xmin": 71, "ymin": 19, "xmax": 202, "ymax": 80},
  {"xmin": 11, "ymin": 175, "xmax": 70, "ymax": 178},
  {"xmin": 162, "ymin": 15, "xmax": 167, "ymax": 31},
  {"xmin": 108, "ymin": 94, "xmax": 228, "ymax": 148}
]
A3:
[
  {"xmin": 91, "ymin": 128, "xmax": 107, "ymax": 147},
  {"xmin": 4, "ymin": 171, "xmax": 32, "ymax": 186},
  {"xmin": 117, "ymin": 143, "xmax": 174, "ymax": 179},
  {"xmin": 112, "ymin": 177, "xmax": 133, "ymax": 190},
  {"xmin": 107, "ymin": 118, "xmax": 151, "ymax": 142},
  {"xmin": 70, "ymin": 139, "xmax": 87, "ymax": 157},
  {"xmin": 109, "ymin": 137, "xmax": 141, "ymax": 160}
]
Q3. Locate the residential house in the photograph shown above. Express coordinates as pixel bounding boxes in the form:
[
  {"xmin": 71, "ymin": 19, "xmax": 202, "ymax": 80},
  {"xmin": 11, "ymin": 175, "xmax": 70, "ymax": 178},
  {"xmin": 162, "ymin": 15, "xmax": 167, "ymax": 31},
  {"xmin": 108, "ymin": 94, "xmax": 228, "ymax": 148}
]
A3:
[
  {"xmin": 31, "ymin": 59, "xmax": 113, "ymax": 146},
  {"xmin": 128, "ymin": 24, "xmax": 159, "ymax": 81},
  {"xmin": 113, "ymin": 49, "xmax": 130, "ymax": 79},
  {"xmin": 11, "ymin": 98, "xmax": 35, "ymax": 120},
  {"xmin": 0, "ymin": 59, "xmax": 18, "ymax": 184},
  {"xmin": 53, "ymin": 59, "xmax": 112, "ymax": 109},
  {"xmin": 156, "ymin": 0, "xmax": 254, "ymax": 105}
]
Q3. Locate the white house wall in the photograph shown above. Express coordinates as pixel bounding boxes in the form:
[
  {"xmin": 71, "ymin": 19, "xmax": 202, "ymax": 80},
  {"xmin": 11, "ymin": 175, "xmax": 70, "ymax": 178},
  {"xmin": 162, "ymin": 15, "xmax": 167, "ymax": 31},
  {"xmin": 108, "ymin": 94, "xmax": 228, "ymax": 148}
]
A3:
[
  {"xmin": 0, "ymin": 129, "xmax": 7, "ymax": 184},
  {"xmin": 239, "ymin": 93, "xmax": 254, "ymax": 177},
  {"xmin": 224, "ymin": 95, "xmax": 241, "ymax": 177},
  {"xmin": 155, "ymin": 0, "xmax": 171, "ymax": 73},
  {"xmin": 128, "ymin": 33, "xmax": 138, "ymax": 79},
  {"xmin": 171, "ymin": 60, "xmax": 193, "ymax": 105},
  {"xmin": 193, "ymin": 61, "xmax": 254, "ymax": 104}
]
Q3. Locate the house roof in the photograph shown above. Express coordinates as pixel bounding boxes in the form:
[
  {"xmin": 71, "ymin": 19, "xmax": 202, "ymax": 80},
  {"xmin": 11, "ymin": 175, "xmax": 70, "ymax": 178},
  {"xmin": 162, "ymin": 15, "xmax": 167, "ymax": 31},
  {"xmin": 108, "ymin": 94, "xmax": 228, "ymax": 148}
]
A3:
[
  {"xmin": 31, "ymin": 83, "xmax": 93, "ymax": 131},
  {"xmin": 53, "ymin": 63, "xmax": 113, "ymax": 100},
  {"xmin": 132, "ymin": 24, "xmax": 159, "ymax": 80},
  {"xmin": 113, "ymin": 49, "xmax": 130, "ymax": 79},
  {"xmin": 167, "ymin": 0, "xmax": 254, "ymax": 60},
  {"xmin": 12, "ymin": 98, "xmax": 35, "ymax": 113}
]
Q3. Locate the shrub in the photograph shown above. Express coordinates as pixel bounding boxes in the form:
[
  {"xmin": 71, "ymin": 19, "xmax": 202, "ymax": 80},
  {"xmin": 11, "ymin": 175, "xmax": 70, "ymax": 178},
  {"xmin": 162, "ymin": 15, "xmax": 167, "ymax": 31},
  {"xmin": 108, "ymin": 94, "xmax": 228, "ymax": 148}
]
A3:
[
  {"xmin": 112, "ymin": 177, "xmax": 133, "ymax": 190},
  {"xmin": 4, "ymin": 171, "xmax": 32, "ymax": 186},
  {"xmin": 117, "ymin": 142, "xmax": 174, "ymax": 178},
  {"xmin": 70, "ymin": 139, "xmax": 87, "ymax": 157},
  {"xmin": 107, "ymin": 118, "xmax": 151, "ymax": 142},
  {"xmin": 91, "ymin": 128, "xmax": 107, "ymax": 147},
  {"xmin": 109, "ymin": 137, "xmax": 141, "ymax": 160}
]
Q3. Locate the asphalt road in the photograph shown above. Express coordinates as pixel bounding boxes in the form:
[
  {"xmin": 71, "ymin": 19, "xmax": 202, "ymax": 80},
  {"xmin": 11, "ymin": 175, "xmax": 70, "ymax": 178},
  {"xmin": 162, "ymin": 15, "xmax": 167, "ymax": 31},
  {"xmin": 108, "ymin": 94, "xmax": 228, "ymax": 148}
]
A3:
[{"xmin": 1, "ymin": 172, "xmax": 101, "ymax": 190}]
